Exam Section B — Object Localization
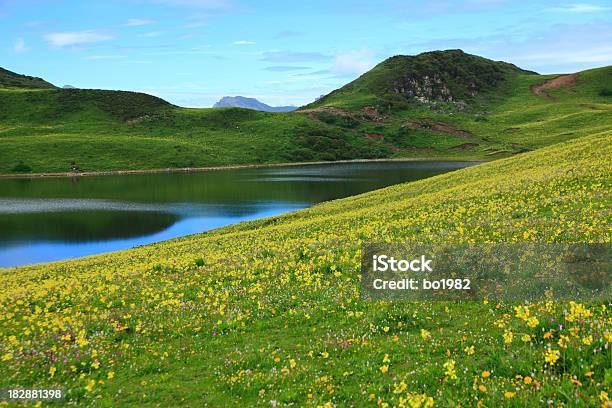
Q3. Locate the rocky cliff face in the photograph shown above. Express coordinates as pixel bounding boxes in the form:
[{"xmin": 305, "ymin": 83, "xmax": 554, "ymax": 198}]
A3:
[{"xmin": 392, "ymin": 73, "xmax": 457, "ymax": 102}]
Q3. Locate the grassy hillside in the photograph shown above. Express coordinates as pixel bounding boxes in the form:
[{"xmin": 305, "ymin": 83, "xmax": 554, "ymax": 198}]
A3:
[
  {"xmin": 0, "ymin": 51, "xmax": 611, "ymax": 174},
  {"xmin": 0, "ymin": 67, "xmax": 55, "ymax": 89},
  {"xmin": 305, "ymin": 49, "xmax": 536, "ymax": 110},
  {"xmin": 1, "ymin": 132, "xmax": 610, "ymax": 406},
  {"xmin": 0, "ymin": 89, "xmax": 390, "ymax": 174},
  {"xmin": 303, "ymin": 56, "xmax": 612, "ymax": 158}
]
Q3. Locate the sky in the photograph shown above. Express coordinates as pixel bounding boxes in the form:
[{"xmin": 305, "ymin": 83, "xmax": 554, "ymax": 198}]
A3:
[{"xmin": 1, "ymin": 0, "xmax": 611, "ymax": 107}]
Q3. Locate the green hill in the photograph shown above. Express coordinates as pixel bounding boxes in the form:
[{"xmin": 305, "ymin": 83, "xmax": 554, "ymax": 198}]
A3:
[
  {"xmin": 0, "ymin": 87, "xmax": 173, "ymax": 123},
  {"xmin": 0, "ymin": 67, "xmax": 55, "ymax": 89},
  {"xmin": 302, "ymin": 51, "xmax": 611, "ymax": 156},
  {"xmin": 305, "ymin": 49, "xmax": 537, "ymax": 110},
  {"xmin": 0, "ymin": 50, "xmax": 611, "ymax": 174},
  {"xmin": 1, "ymin": 132, "xmax": 609, "ymax": 406}
]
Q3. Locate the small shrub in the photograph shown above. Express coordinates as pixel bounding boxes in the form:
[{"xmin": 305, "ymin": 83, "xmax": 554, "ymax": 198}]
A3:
[
  {"xmin": 599, "ymin": 88, "xmax": 612, "ymax": 97},
  {"xmin": 318, "ymin": 152, "xmax": 337, "ymax": 161},
  {"xmin": 314, "ymin": 112, "xmax": 359, "ymax": 128},
  {"xmin": 11, "ymin": 161, "xmax": 32, "ymax": 173}
]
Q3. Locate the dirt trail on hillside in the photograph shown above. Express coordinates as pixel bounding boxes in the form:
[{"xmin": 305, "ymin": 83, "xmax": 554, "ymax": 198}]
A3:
[{"xmin": 531, "ymin": 74, "xmax": 577, "ymax": 98}]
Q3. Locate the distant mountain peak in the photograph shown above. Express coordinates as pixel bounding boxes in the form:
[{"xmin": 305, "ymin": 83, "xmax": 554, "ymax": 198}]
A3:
[{"xmin": 213, "ymin": 96, "xmax": 296, "ymax": 112}]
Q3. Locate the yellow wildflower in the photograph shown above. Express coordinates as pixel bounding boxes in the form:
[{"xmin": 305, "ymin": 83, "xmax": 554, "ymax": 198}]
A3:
[
  {"xmin": 600, "ymin": 391, "xmax": 609, "ymax": 404},
  {"xmin": 565, "ymin": 302, "xmax": 592, "ymax": 322},
  {"xmin": 443, "ymin": 359, "xmax": 457, "ymax": 380},
  {"xmin": 393, "ymin": 381, "xmax": 407, "ymax": 394},
  {"xmin": 526, "ymin": 317, "xmax": 539, "ymax": 328},
  {"xmin": 544, "ymin": 349, "xmax": 560, "ymax": 365},
  {"xmin": 405, "ymin": 393, "xmax": 434, "ymax": 408},
  {"xmin": 85, "ymin": 379, "xmax": 95, "ymax": 393},
  {"xmin": 420, "ymin": 329, "xmax": 431, "ymax": 340}
]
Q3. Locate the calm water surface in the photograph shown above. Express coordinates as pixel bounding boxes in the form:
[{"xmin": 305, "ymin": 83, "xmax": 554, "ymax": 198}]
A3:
[{"xmin": 0, "ymin": 161, "xmax": 478, "ymax": 267}]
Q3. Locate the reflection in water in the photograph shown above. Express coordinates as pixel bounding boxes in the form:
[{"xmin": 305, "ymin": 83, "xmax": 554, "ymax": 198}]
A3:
[
  {"xmin": 0, "ymin": 211, "xmax": 179, "ymax": 244},
  {"xmin": 0, "ymin": 161, "xmax": 478, "ymax": 267}
]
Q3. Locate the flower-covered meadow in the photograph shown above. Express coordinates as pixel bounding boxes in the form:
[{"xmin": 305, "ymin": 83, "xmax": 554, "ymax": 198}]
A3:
[{"xmin": 1, "ymin": 132, "xmax": 610, "ymax": 406}]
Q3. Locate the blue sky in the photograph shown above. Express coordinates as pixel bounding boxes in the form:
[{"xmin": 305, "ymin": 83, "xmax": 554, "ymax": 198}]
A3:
[{"xmin": 1, "ymin": 0, "xmax": 611, "ymax": 107}]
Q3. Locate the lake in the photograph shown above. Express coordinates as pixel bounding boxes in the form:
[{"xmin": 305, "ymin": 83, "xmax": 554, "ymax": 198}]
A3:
[{"xmin": 0, "ymin": 161, "xmax": 478, "ymax": 267}]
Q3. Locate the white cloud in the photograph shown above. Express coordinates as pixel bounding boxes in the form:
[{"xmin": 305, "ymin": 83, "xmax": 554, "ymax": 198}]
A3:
[
  {"xmin": 332, "ymin": 49, "xmax": 376, "ymax": 77},
  {"xmin": 549, "ymin": 3, "xmax": 611, "ymax": 12},
  {"xmin": 43, "ymin": 30, "xmax": 113, "ymax": 48},
  {"xmin": 233, "ymin": 40, "xmax": 255, "ymax": 45},
  {"xmin": 13, "ymin": 38, "xmax": 28, "ymax": 53},
  {"xmin": 125, "ymin": 18, "xmax": 155, "ymax": 26}
]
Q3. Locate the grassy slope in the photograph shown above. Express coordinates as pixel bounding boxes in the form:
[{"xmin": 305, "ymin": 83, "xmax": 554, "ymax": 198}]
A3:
[
  {"xmin": 0, "ymin": 67, "xmax": 55, "ymax": 89},
  {"xmin": 1, "ymin": 132, "xmax": 610, "ymax": 406},
  {"xmin": 1, "ymin": 54, "xmax": 611, "ymax": 174},
  {"xmin": 307, "ymin": 64, "xmax": 612, "ymax": 158},
  {"xmin": 0, "ymin": 89, "xmax": 391, "ymax": 173}
]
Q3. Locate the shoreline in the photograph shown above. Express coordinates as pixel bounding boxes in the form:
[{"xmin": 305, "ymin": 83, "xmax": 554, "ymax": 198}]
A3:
[{"xmin": 0, "ymin": 157, "xmax": 486, "ymax": 179}]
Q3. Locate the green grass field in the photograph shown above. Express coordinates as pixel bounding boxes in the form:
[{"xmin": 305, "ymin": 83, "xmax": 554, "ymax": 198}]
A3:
[
  {"xmin": 2, "ymin": 131, "xmax": 610, "ymax": 406},
  {"xmin": 1, "ymin": 51, "xmax": 611, "ymax": 175}
]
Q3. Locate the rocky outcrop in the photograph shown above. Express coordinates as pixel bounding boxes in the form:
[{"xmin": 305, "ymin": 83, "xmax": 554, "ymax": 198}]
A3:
[{"xmin": 392, "ymin": 73, "xmax": 460, "ymax": 102}]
